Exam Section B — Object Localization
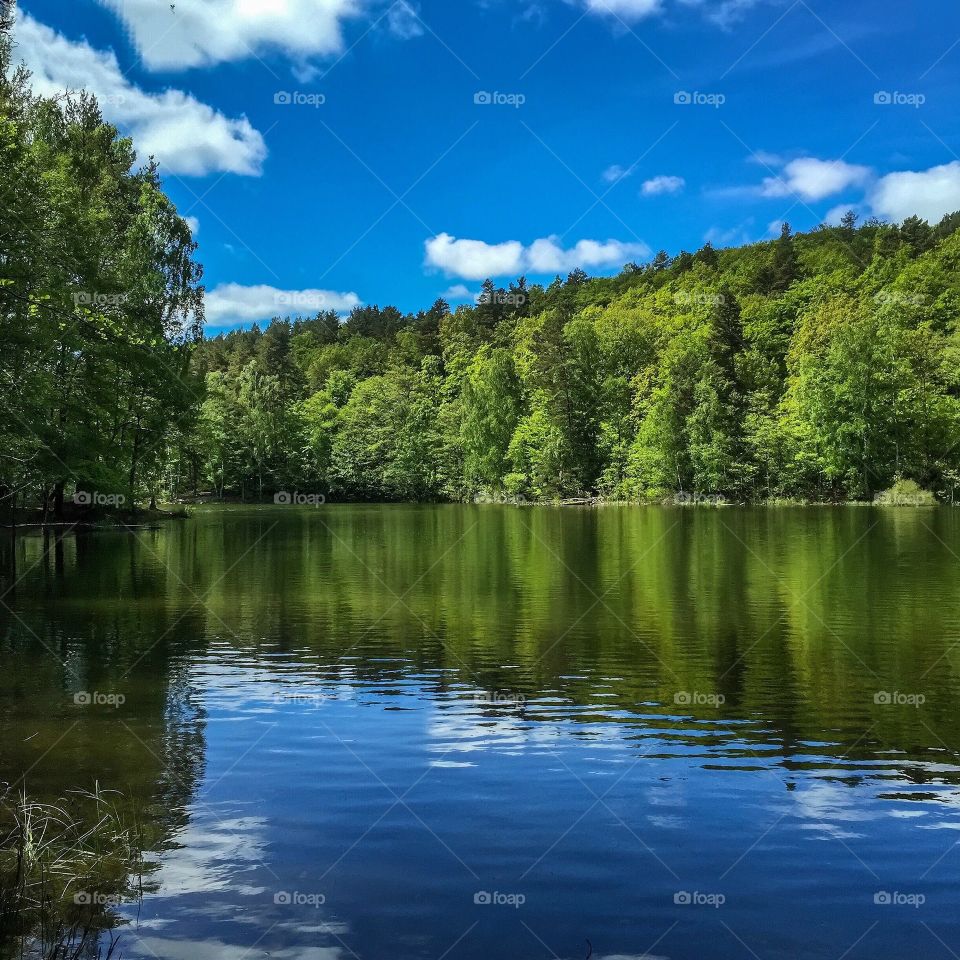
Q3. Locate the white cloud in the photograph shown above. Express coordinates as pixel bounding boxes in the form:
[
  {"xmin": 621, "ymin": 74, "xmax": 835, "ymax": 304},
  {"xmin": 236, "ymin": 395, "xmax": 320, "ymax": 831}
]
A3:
[
  {"xmin": 425, "ymin": 233, "xmax": 649, "ymax": 279},
  {"xmin": 205, "ymin": 283, "xmax": 361, "ymax": 326},
  {"xmin": 96, "ymin": 0, "xmax": 363, "ymax": 71},
  {"xmin": 184, "ymin": 216, "xmax": 200, "ymax": 235},
  {"xmin": 15, "ymin": 15, "xmax": 267, "ymax": 177},
  {"xmin": 760, "ymin": 157, "xmax": 872, "ymax": 201},
  {"xmin": 582, "ymin": 0, "xmax": 662, "ymax": 18},
  {"xmin": 583, "ymin": 0, "xmax": 766, "ymax": 23},
  {"xmin": 869, "ymin": 162, "xmax": 960, "ymax": 224},
  {"xmin": 424, "ymin": 235, "xmax": 525, "ymax": 280},
  {"xmin": 440, "ymin": 284, "xmax": 472, "ymax": 300},
  {"xmin": 641, "ymin": 175, "xmax": 685, "ymax": 196},
  {"xmin": 602, "ymin": 164, "xmax": 632, "ymax": 183},
  {"xmin": 527, "ymin": 237, "xmax": 650, "ymax": 272}
]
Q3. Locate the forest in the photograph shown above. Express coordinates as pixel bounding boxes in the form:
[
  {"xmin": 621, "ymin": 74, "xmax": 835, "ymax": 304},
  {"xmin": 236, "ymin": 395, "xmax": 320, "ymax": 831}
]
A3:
[{"xmin": 4, "ymin": 31, "xmax": 960, "ymax": 514}]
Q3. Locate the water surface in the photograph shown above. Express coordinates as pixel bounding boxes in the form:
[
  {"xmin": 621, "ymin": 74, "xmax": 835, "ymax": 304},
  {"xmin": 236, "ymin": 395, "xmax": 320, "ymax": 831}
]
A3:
[{"xmin": 2, "ymin": 505, "xmax": 960, "ymax": 959}]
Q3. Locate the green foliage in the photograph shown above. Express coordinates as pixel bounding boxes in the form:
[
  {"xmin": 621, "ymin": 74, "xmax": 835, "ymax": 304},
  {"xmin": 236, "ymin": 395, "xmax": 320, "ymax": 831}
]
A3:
[
  {"xmin": 186, "ymin": 213, "xmax": 960, "ymax": 504},
  {"xmin": 0, "ymin": 34, "xmax": 203, "ymax": 517}
]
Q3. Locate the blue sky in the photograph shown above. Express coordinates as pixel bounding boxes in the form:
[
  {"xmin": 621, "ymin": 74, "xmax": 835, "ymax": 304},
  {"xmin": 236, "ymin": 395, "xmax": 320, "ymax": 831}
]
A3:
[{"xmin": 13, "ymin": 0, "xmax": 960, "ymax": 331}]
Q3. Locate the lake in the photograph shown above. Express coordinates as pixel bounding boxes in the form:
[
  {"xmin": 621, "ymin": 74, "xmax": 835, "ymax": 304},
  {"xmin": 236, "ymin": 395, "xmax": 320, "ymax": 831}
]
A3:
[{"xmin": 2, "ymin": 505, "xmax": 960, "ymax": 959}]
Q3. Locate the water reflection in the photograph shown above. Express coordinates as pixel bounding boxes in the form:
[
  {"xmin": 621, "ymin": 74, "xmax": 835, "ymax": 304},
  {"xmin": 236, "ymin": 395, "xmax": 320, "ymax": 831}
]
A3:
[{"xmin": 1, "ymin": 506, "xmax": 960, "ymax": 958}]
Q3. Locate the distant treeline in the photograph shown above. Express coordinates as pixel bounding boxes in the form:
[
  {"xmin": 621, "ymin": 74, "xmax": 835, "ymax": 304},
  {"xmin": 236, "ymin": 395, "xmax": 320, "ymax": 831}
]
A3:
[
  {"xmin": 3, "ymin": 24, "xmax": 960, "ymax": 514},
  {"xmin": 184, "ymin": 211, "xmax": 960, "ymax": 504}
]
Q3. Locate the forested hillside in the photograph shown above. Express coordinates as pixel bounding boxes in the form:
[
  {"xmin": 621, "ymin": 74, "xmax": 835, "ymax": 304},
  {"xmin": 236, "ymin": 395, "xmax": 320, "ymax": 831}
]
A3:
[
  {"xmin": 183, "ymin": 215, "xmax": 960, "ymax": 504},
  {"xmin": 3, "ymin": 24, "xmax": 960, "ymax": 512}
]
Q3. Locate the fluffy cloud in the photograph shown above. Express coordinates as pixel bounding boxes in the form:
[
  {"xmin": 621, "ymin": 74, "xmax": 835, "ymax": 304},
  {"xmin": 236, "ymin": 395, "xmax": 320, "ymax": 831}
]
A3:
[
  {"xmin": 869, "ymin": 162, "xmax": 960, "ymax": 225},
  {"xmin": 425, "ymin": 233, "xmax": 650, "ymax": 279},
  {"xmin": 424, "ymin": 235, "xmax": 526, "ymax": 280},
  {"xmin": 96, "ymin": 0, "xmax": 362, "ymax": 71},
  {"xmin": 15, "ymin": 15, "xmax": 267, "ymax": 176},
  {"xmin": 641, "ymin": 175, "xmax": 685, "ymax": 196},
  {"xmin": 760, "ymin": 157, "xmax": 872, "ymax": 201},
  {"xmin": 184, "ymin": 216, "xmax": 201, "ymax": 236},
  {"xmin": 205, "ymin": 283, "xmax": 361, "ymax": 326}
]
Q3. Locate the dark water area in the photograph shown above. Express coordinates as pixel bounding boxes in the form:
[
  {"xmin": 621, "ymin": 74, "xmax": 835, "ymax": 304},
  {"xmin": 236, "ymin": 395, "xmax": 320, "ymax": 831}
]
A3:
[{"xmin": 2, "ymin": 504, "xmax": 960, "ymax": 959}]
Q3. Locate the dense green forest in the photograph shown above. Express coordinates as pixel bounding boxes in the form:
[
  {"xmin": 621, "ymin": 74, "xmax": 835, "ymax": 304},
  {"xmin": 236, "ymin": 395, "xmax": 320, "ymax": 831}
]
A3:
[
  {"xmin": 3, "ymin": 21, "xmax": 960, "ymax": 514},
  {"xmin": 0, "ymin": 17, "xmax": 203, "ymax": 522}
]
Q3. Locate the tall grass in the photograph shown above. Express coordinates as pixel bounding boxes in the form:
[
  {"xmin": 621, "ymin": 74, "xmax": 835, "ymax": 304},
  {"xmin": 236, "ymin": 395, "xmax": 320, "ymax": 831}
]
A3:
[{"xmin": 0, "ymin": 785, "xmax": 146, "ymax": 959}]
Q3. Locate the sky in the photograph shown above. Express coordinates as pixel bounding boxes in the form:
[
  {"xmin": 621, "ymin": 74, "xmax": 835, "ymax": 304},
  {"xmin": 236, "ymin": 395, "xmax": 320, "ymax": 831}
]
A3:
[{"xmin": 11, "ymin": 0, "xmax": 960, "ymax": 331}]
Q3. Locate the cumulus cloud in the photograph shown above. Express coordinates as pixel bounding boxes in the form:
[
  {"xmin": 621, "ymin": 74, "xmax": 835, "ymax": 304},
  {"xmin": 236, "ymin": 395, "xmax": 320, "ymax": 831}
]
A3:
[
  {"xmin": 15, "ymin": 15, "xmax": 267, "ymax": 176},
  {"xmin": 184, "ymin": 216, "xmax": 201, "ymax": 236},
  {"xmin": 96, "ymin": 0, "xmax": 363, "ymax": 71},
  {"xmin": 760, "ymin": 157, "xmax": 872, "ymax": 201},
  {"xmin": 424, "ymin": 235, "xmax": 526, "ymax": 280},
  {"xmin": 205, "ymin": 283, "xmax": 361, "ymax": 326},
  {"xmin": 868, "ymin": 162, "xmax": 960, "ymax": 225},
  {"xmin": 425, "ymin": 233, "xmax": 650, "ymax": 279},
  {"xmin": 642, "ymin": 175, "xmax": 685, "ymax": 196}
]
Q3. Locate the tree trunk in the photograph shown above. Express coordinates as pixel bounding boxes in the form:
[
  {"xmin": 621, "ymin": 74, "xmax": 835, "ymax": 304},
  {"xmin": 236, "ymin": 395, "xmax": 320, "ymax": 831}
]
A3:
[{"xmin": 53, "ymin": 480, "xmax": 65, "ymax": 521}]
